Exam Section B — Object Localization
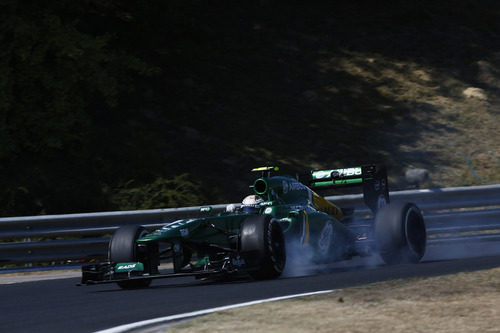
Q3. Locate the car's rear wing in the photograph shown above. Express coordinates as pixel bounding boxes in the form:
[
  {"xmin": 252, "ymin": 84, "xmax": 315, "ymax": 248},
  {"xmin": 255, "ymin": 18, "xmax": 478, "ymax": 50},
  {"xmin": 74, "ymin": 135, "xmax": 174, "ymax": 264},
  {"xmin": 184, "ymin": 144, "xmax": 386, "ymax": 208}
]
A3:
[{"xmin": 296, "ymin": 164, "xmax": 389, "ymax": 213}]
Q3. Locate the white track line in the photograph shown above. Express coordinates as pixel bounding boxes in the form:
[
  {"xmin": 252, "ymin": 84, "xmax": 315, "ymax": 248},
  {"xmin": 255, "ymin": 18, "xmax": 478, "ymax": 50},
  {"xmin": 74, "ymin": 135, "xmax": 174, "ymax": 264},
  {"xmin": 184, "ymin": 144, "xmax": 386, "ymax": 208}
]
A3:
[{"xmin": 94, "ymin": 289, "xmax": 335, "ymax": 333}]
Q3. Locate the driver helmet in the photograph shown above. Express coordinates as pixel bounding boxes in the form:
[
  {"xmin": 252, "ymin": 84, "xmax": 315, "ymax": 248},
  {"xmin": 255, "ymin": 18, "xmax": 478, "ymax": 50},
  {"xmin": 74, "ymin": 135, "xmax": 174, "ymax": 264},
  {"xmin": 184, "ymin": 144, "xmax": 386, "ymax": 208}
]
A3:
[{"xmin": 241, "ymin": 195, "xmax": 264, "ymax": 214}]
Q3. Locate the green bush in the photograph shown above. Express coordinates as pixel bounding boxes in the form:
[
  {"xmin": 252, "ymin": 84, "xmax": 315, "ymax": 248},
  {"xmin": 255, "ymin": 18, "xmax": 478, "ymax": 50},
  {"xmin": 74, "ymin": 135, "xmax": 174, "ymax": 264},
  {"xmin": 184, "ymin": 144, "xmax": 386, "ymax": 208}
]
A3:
[{"xmin": 111, "ymin": 174, "xmax": 209, "ymax": 210}]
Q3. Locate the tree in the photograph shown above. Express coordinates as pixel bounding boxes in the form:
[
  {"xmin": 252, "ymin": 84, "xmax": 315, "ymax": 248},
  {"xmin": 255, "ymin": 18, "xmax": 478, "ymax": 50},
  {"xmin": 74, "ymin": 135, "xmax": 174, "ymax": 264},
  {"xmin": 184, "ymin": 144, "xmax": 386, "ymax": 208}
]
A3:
[{"xmin": 0, "ymin": 0, "xmax": 155, "ymax": 215}]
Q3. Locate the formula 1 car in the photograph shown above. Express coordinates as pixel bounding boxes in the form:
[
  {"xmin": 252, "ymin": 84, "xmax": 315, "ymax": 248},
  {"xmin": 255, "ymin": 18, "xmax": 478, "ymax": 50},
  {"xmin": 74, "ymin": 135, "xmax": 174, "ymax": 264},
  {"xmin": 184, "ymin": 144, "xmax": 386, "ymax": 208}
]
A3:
[{"xmin": 80, "ymin": 165, "xmax": 426, "ymax": 289}]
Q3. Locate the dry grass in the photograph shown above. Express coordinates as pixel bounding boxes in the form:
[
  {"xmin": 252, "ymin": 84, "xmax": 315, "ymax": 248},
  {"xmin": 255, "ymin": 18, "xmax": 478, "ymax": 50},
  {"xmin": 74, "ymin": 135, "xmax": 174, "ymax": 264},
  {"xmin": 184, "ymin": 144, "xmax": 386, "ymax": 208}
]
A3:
[{"xmin": 170, "ymin": 267, "xmax": 500, "ymax": 333}]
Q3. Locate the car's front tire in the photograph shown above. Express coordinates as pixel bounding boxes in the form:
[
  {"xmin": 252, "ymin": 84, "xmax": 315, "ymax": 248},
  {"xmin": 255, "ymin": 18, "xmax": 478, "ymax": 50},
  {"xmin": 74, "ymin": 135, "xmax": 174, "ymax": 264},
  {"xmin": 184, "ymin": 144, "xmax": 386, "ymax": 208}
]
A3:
[{"xmin": 109, "ymin": 225, "xmax": 154, "ymax": 289}]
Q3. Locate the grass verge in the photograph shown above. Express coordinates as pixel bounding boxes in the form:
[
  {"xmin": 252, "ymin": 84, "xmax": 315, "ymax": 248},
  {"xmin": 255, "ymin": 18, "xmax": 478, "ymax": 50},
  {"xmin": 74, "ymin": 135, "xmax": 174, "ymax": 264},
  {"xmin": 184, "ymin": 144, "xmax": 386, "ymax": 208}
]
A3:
[{"xmin": 170, "ymin": 267, "xmax": 500, "ymax": 333}]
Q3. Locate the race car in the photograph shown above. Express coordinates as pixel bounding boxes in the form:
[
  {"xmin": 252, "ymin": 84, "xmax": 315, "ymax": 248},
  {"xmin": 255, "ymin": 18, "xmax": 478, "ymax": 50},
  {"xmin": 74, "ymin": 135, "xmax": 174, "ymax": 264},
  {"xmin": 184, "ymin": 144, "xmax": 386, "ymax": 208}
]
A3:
[{"xmin": 80, "ymin": 165, "xmax": 426, "ymax": 289}]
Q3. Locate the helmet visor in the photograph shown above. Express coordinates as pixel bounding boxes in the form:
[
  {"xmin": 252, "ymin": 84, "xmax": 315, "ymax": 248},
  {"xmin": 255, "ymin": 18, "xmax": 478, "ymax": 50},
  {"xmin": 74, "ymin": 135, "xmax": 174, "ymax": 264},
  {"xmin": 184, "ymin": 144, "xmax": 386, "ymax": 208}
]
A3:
[{"xmin": 242, "ymin": 205, "xmax": 260, "ymax": 214}]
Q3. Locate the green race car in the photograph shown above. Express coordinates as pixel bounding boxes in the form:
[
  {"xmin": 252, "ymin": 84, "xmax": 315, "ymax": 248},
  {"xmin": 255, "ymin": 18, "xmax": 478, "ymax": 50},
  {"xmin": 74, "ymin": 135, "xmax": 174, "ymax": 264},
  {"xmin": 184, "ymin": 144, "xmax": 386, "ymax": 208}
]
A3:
[{"xmin": 80, "ymin": 165, "xmax": 426, "ymax": 289}]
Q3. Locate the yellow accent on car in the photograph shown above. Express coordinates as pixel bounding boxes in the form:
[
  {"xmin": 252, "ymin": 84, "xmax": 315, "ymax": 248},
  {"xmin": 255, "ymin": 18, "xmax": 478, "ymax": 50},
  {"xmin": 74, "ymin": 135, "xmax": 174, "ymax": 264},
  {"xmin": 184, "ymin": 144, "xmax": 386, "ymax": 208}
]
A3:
[
  {"xmin": 302, "ymin": 210, "xmax": 309, "ymax": 245},
  {"xmin": 251, "ymin": 166, "xmax": 279, "ymax": 172},
  {"xmin": 312, "ymin": 191, "xmax": 343, "ymax": 220}
]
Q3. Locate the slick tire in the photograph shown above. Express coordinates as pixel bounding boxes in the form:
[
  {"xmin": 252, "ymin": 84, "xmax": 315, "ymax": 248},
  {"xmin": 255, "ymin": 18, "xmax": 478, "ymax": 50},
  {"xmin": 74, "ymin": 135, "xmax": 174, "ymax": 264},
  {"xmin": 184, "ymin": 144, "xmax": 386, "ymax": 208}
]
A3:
[
  {"xmin": 240, "ymin": 215, "xmax": 286, "ymax": 280},
  {"xmin": 109, "ymin": 225, "xmax": 152, "ymax": 289},
  {"xmin": 375, "ymin": 202, "xmax": 426, "ymax": 265}
]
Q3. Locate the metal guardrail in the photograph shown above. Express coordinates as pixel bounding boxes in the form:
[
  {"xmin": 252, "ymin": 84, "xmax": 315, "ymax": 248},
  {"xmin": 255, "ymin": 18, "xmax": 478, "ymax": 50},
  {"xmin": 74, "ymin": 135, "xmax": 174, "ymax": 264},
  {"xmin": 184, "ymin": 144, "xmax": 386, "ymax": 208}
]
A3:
[{"xmin": 1, "ymin": 184, "xmax": 500, "ymax": 268}]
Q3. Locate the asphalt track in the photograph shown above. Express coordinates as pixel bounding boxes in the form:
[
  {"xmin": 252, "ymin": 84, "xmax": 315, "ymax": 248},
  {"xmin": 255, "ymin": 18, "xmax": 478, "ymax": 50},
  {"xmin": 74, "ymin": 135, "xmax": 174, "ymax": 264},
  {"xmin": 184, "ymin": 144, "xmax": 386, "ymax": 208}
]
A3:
[{"xmin": 2, "ymin": 242, "xmax": 500, "ymax": 333}]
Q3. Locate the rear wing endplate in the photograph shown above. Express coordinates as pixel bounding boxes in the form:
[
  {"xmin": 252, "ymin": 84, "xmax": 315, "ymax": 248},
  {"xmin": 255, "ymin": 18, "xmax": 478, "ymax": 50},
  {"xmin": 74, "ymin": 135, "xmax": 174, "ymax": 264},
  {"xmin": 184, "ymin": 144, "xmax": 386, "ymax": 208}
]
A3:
[{"xmin": 296, "ymin": 164, "xmax": 389, "ymax": 213}]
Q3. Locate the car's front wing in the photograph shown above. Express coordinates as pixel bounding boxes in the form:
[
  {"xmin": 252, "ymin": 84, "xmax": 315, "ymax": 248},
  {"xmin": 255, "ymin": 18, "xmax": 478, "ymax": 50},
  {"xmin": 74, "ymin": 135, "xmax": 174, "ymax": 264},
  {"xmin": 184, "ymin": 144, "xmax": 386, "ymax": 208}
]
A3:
[{"xmin": 77, "ymin": 262, "xmax": 242, "ymax": 286}]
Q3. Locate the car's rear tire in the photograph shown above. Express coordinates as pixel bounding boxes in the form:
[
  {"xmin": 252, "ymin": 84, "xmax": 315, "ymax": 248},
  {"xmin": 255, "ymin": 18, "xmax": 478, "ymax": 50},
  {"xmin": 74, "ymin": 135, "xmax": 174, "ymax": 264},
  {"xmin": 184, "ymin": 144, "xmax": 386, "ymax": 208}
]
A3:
[
  {"xmin": 109, "ymin": 225, "xmax": 153, "ymax": 289},
  {"xmin": 240, "ymin": 215, "xmax": 286, "ymax": 279},
  {"xmin": 375, "ymin": 202, "xmax": 426, "ymax": 265}
]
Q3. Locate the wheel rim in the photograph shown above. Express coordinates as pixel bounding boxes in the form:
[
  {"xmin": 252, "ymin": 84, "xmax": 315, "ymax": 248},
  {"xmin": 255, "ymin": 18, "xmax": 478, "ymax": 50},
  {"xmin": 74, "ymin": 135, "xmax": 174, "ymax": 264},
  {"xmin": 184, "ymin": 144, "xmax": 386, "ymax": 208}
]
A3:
[{"xmin": 404, "ymin": 206, "xmax": 426, "ymax": 260}]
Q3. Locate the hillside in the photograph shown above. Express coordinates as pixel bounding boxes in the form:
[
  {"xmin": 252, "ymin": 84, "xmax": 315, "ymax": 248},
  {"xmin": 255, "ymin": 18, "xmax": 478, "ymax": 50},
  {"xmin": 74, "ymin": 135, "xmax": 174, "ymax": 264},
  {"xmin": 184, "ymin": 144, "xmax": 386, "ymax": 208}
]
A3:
[{"xmin": 2, "ymin": 1, "xmax": 500, "ymax": 215}]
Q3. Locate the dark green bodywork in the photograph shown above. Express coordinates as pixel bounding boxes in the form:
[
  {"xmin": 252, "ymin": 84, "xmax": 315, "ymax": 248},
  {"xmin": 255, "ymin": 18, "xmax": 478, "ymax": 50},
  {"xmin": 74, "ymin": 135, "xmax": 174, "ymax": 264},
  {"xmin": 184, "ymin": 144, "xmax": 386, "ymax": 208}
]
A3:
[{"xmin": 79, "ymin": 165, "xmax": 391, "ymax": 286}]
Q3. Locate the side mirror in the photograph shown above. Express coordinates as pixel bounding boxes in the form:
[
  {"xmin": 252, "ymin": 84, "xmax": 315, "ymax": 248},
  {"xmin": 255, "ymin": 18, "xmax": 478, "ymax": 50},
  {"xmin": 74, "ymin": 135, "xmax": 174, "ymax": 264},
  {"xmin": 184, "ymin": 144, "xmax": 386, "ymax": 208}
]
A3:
[{"xmin": 200, "ymin": 206, "xmax": 212, "ymax": 214}]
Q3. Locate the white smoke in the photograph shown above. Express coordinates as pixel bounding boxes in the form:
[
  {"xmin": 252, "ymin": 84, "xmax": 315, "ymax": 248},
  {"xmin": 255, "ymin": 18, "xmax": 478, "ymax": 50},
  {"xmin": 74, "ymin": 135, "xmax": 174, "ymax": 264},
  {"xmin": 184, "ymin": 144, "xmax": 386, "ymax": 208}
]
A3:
[
  {"xmin": 282, "ymin": 242, "xmax": 316, "ymax": 277},
  {"xmin": 281, "ymin": 233, "xmax": 385, "ymax": 278}
]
